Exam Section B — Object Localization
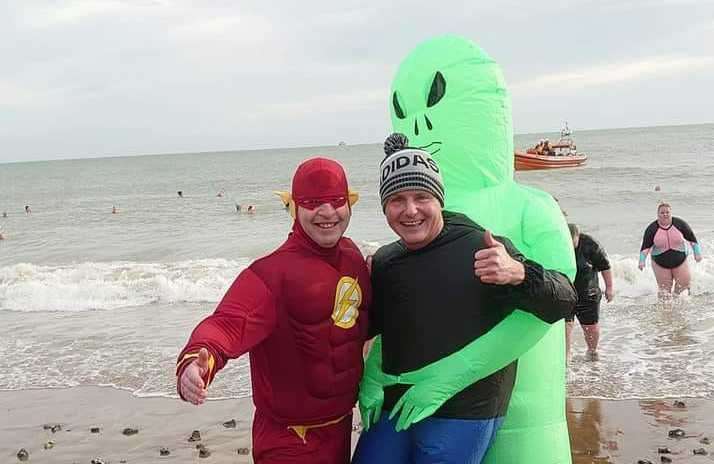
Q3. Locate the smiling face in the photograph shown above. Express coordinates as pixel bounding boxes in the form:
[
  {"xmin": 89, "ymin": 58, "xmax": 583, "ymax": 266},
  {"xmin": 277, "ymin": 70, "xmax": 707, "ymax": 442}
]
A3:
[
  {"xmin": 390, "ymin": 36, "xmax": 514, "ymax": 201},
  {"xmin": 384, "ymin": 190, "xmax": 443, "ymax": 250},
  {"xmin": 297, "ymin": 201, "xmax": 351, "ymax": 248}
]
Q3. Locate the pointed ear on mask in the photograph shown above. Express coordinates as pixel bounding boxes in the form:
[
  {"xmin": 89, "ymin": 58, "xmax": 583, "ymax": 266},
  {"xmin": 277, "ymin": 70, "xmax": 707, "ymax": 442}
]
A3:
[
  {"xmin": 273, "ymin": 191, "xmax": 296, "ymax": 219},
  {"xmin": 273, "ymin": 189, "xmax": 359, "ymax": 220},
  {"xmin": 348, "ymin": 189, "xmax": 359, "ymax": 207}
]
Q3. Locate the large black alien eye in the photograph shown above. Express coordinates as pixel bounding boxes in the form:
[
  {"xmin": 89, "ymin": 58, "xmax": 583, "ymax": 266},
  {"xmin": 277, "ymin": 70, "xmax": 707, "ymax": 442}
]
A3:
[
  {"xmin": 427, "ymin": 71, "xmax": 446, "ymax": 107},
  {"xmin": 392, "ymin": 91, "xmax": 406, "ymax": 119}
]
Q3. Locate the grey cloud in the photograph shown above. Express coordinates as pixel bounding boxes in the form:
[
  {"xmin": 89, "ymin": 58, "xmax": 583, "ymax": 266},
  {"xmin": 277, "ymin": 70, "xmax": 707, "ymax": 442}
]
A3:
[{"xmin": 1, "ymin": 0, "xmax": 713, "ymax": 162}]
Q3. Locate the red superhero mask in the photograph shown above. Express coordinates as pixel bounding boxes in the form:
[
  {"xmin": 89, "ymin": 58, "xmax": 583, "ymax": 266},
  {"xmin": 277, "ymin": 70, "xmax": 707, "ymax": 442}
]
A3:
[{"xmin": 291, "ymin": 158, "xmax": 349, "ymax": 210}]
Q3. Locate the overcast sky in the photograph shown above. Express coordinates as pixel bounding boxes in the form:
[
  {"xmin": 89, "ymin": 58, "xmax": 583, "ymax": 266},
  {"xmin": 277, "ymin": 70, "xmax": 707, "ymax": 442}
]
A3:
[{"xmin": 1, "ymin": 0, "xmax": 713, "ymax": 163}]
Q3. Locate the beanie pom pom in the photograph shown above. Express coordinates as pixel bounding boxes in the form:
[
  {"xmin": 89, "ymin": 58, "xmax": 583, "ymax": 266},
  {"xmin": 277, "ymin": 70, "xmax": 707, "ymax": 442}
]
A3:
[{"xmin": 383, "ymin": 133, "xmax": 409, "ymax": 156}]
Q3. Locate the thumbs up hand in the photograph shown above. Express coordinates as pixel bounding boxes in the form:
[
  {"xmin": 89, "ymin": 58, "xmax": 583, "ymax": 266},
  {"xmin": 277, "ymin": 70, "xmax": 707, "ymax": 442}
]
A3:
[
  {"xmin": 474, "ymin": 230, "xmax": 526, "ymax": 286},
  {"xmin": 179, "ymin": 348, "xmax": 211, "ymax": 405}
]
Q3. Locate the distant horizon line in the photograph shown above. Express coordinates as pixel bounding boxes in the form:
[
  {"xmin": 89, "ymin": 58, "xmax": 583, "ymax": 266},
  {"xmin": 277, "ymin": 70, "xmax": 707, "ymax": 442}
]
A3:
[{"xmin": 2, "ymin": 121, "xmax": 712, "ymax": 166}]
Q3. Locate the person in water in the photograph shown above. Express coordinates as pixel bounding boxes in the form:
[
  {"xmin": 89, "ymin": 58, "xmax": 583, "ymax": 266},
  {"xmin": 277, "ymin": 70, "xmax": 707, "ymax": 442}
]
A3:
[
  {"xmin": 24, "ymin": 205, "xmax": 31, "ymax": 214},
  {"xmin": 639, "ymin": 202, "xmax": 702, "ymax": 299},
  {"xmin": 176, "ymin": 158, "xmax": 370, "ymax": 464},
  {"xmin": 566, "ymin": 224, "xmax": 613, "ymax": 361},
  {"xmin": 177, "ymin": 191, "xmax": 183, "ymax": 198},
  {"xmin": 353, "ymin": 146, "xmax": 576, "ymax": 464}
]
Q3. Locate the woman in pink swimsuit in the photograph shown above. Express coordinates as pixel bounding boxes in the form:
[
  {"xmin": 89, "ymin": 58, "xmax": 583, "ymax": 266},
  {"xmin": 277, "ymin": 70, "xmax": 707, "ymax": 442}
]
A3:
[{"xmin": 639, "ymin": 203, "xmax": 702, "ymax": 298}]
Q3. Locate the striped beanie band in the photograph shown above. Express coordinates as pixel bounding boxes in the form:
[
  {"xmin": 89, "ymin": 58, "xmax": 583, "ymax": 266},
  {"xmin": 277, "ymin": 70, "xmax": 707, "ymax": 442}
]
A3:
[{"xmin": 379, "ymin": 135, "xmax": 444, "ymax": 210}]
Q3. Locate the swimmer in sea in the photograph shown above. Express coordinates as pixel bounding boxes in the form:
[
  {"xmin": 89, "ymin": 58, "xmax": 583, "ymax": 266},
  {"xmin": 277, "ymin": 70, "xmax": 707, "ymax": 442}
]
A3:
[
  {"xmin": 177, "ymin": 191, "xmax": 183, "ymax": 198},
  {"xmin": 25, "ymin": 205, "xmax": 31, "ymax": 214},
  {"xmin": 639, "ymin": 202, "xmax": 702, "ymax": 299},
  {"xmin": 246, "ymin": 205, "xmax": 255, "ymax": 214}
]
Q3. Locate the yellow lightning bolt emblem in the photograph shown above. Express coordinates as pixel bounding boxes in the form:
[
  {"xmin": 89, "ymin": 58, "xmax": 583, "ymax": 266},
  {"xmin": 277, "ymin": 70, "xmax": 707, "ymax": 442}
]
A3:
[{"xmin": 332, "ymin": 276, "xmax": 362, "ymax": 329}]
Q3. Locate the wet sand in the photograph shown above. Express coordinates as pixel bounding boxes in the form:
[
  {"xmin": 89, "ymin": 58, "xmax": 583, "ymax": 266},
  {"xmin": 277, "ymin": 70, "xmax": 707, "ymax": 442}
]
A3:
[
  {"xmin": 568, "ymin": 397, "xmax": 714, "ymax": 463},
  {"xmin": 1, "ymin": 387, "xmax": 712, "ymax": 463}
]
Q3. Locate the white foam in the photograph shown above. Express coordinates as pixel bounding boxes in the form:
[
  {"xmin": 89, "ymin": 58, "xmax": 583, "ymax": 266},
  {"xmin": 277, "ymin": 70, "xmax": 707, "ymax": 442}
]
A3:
[{"xmin": 0, "ymin": 259, "xmax": 249, "ymax": 312}]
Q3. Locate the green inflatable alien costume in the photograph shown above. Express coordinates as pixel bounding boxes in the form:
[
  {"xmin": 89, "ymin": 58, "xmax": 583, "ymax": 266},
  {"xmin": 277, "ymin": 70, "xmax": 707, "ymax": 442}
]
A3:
[{"xmin": 361, "ymin": 36, "xmax": 576, "ymax": 463}]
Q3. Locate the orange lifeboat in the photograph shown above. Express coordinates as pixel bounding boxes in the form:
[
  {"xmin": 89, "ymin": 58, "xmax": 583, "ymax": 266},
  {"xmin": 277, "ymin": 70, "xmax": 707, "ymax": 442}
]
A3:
[
  {"xmin": 514, "ymin": 126, "xmax": 587, "ymax": 170},
  {"xmin": 514, "ymin": 150, "xmax": 587, "ymax": 170}
]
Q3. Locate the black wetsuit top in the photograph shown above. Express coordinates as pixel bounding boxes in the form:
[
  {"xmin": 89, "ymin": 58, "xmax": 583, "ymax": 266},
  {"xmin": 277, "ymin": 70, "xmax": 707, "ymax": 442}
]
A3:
[
  {"xmin": 574, "ymin": 233, "xmax": 610, "ymax": 303},
  {"xmin": 370, "ymin": 211, "xmax": 577, "ymax": 419},
  {"xmin": 640, "ymin": 217, "xmax": 698, "ymax": 269}
]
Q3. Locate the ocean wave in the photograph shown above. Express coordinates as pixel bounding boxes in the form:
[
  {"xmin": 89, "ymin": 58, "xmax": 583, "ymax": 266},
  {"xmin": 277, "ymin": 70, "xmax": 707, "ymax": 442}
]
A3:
[{"xmin": 0, "ymin": 259, "xmax": 249, "ymax": 312}]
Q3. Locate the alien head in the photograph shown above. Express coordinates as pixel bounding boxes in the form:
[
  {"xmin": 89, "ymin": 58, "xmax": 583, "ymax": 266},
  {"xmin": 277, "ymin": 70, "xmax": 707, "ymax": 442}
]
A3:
[{"xmin": 390, "ymin": 35, "xmax": 514, "ymax": 199}]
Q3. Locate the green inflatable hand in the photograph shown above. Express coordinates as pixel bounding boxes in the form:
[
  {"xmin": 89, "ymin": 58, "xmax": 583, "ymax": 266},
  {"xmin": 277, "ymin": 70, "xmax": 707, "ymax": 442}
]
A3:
[
  {"xmin": 358, "ymin": 336, "xmax": 397, "ymax": 431},
  {"xmin": 390, "ymin": 36, "xmax": 576, "ymax": 463}
]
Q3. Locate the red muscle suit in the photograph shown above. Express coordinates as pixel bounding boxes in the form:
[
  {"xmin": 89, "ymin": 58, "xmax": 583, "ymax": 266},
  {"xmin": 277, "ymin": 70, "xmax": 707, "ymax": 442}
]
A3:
[{"xmin": 177, "ymin": 158, "xmax": 371, "ymax": 463}]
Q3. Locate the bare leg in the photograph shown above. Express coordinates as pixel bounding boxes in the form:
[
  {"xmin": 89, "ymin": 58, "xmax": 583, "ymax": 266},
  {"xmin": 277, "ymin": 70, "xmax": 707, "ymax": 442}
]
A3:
[
  {"xmin": 671, "ymin": 261, "xmax": 692, "ymax": 295},
  {"xmin": 581, "ymin": 323, "xmax": 600, "ymax": 356},
  {"xmin": 651, "ymin": 260, "xmax": 674, "ymax": 300},
  {"xmin": 565, "ymin": 321, "xmax": 574, "ymax": 360}
]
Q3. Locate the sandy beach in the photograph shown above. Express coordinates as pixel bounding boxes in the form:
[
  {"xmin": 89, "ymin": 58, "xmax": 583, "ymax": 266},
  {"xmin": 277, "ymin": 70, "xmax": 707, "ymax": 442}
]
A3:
[{"xmin": 1, "ymin": 387, "xmax": 712, "ymax": 463}]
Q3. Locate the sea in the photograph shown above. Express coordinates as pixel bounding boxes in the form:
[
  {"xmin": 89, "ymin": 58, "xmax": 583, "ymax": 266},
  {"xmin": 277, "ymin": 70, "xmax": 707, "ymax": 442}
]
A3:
[{"xmin": 1, "ymin": 123, "xmax": 713, "ymax": 401}]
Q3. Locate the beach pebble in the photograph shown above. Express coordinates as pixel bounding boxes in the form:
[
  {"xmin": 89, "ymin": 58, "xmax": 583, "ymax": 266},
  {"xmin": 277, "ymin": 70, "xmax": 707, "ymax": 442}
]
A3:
[
  {"xmin": 43, "ymin": 423, "xmax": 62, "ymax": 433},
  {"xmin": 16, "ymin": 448, "xmax": 29, "ymax": 461},
  {"xmin": 223, "ymin": 419, "xmax": 237, "ymax": 428},
  {"xmin": 693, "ymin": 448, "xmax": 708, "ymax": 455},
  {"xmin": 668, "ymin": 428, "xmax": 686, "ymax": 438},
  {"xmin": 660, "ymin": 456, "xmax": 672, "ymax": 463},
  {"xmin": 44, "ymin": 440, "xmax": 55, "ymax": 450},
  {"xmin": 700, "ymin": 437, "xmax": 711, "ymax": 445},
  {"xmin": 122, "ymin": 427, "xmax": 139, "ymax": 436},
  {"xmin": 237, "ymin": 447, "xmax": 250, "ymax": 455},
  {"xmin": 160, "ymin": 447, "xmax": 170, "ymax": 456},
  {"xmin": 90, "ymin": 427, "xmax": 101, "ymax": 433},
  {"xmin": 657, "ymin": 447, "xmax": 671, "ymax": 454},
  {"xmin": 673, "ymin": 400, "xmax": 686, "ymax": 408},
  {"xmin": 188, "ymin": 430, "xmax": 202, "ymax": 442},
  {"xmin": 196, "ymin": 444, "xmax": 211, "ymax": 458}
]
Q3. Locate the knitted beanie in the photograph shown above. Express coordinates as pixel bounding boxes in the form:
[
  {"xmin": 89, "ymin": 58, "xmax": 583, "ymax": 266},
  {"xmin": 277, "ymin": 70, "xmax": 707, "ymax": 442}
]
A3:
[{"xmin": 379, "ymin": 133, "xmax": 444, "ymax": 209}]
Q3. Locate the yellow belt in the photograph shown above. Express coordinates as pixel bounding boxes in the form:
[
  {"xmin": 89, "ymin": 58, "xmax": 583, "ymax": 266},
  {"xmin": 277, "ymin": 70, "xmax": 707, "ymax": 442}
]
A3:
[{"xmin": 287, "ymin": 414, "xmax": 348, "ymax": 443}]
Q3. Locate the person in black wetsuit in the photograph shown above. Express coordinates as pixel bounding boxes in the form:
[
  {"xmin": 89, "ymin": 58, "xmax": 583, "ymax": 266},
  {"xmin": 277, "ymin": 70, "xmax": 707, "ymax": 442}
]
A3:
[
  {"xmin": 352, "ymin": 146, "xmax": 577, "ymax": 464},
  {"xmin": 639, "ymin": 202, "xmax": 702, "ymax": 299},
  {"xmin": 565, "ymin": 224, "xmax": 614, "ymax": 361}
]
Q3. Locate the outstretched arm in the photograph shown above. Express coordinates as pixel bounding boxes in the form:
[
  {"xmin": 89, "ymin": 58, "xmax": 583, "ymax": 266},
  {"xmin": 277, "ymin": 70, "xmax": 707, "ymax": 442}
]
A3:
[{"xmin": 176, "ymin": 268, "xmax": 277, "ymax": 403}]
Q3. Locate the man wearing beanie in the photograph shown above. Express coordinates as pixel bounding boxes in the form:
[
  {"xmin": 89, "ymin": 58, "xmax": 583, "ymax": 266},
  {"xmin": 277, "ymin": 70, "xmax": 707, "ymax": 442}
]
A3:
[
  {"xmin": 352, "ymin": 142, "xmax": 576, "ymax": 464},
  {"xmin": 176, "ymin": 157, "xmax": 370, "ymax": 464}
]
